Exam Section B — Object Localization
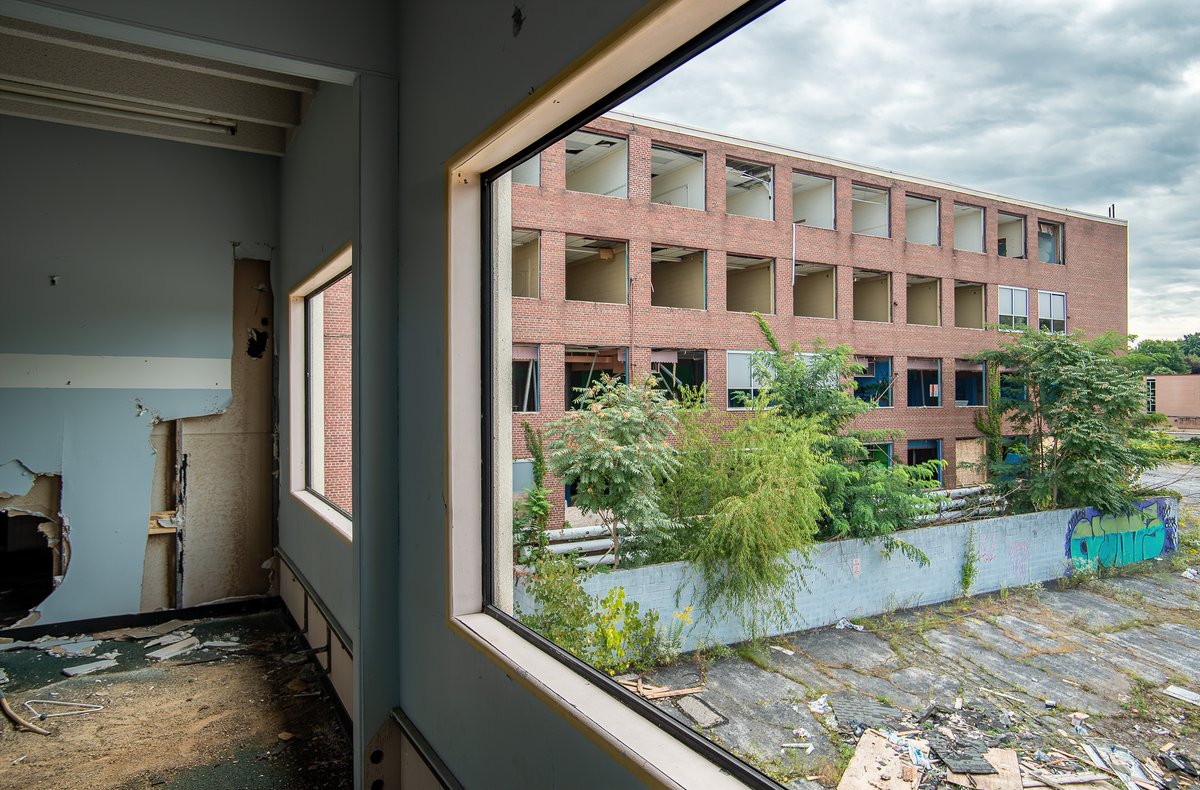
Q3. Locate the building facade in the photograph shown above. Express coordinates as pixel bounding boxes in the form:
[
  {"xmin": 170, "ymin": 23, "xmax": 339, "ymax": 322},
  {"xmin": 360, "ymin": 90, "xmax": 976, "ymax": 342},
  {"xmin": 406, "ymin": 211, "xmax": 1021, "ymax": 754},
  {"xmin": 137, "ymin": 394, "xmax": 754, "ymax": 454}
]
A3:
[
  {"xmin": 510, "ymin": 112, "xmax": 1128, "ymax": 524},
  {"xmin": 1147, "ymin": 374, "xmax": 1200, "ymax": 432}
]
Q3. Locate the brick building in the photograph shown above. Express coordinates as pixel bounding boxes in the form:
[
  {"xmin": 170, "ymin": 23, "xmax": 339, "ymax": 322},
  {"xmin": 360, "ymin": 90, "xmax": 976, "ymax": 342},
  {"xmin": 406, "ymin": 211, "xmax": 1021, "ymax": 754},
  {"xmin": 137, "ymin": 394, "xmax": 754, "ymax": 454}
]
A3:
[
  {"xmin": 509, "ymin": 112, "xmax": 1128, "ymax": 524},
  {"xmin": 1146, "ymin": 374, "xmax": 1200, "ymax": 433}
]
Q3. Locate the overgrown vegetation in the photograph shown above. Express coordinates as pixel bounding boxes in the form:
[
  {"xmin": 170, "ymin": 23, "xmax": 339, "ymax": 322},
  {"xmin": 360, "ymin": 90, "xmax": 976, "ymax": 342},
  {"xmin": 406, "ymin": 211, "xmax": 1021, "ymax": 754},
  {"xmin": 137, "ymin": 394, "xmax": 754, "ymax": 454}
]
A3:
[
  {"xmin": 975, "ymin": 330, "xmax": 1169, "ymax": 514},
  {"xmin": 543, "ymin": 374, "xmax": 679, "ymax": 567},
  {"xmin": 513, "ymin": 421, "xmax": 551, "ymax": 564},
  {"xmin": 960, "ymin": 528, "xmax": 979, "ymax": 596},
  {"xmin": 516, "ymin": 552, "xmax": 688, "ymax": 674},
  {"xmin": 1120, "ymin": 333, "xmax": 1200, "ymax": 376}
]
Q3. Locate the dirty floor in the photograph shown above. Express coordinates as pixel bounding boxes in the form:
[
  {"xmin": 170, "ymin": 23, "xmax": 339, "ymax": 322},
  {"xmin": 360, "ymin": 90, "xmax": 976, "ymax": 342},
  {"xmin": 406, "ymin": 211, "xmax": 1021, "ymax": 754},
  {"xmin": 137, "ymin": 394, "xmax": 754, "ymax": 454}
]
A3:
[
  {"xmin": 0, "ymin": 610, "xmax": 351, "ymax": 790},
  {"xmin": 644, "ymin": 546, "xmax": 1200, "ymax": 787}
]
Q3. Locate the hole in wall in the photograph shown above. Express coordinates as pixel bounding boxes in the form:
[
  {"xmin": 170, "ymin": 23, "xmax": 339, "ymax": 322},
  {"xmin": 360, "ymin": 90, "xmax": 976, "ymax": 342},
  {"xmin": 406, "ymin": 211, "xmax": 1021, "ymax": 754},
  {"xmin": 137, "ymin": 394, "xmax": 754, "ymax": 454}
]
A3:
[
  {"xmin": 370, "ymin": 780, "xmax": 384, "ymax": 790},
  {"xmin": 247, "ymin": 328, "xmax": 269, "ymax": 359},
  {"xmin": 369, "ymin": 749, "xmax": 384, "ymax": 765},
  {"xmin": 0, "ymin": 473, "xmax": 67, "ymax": 628}
]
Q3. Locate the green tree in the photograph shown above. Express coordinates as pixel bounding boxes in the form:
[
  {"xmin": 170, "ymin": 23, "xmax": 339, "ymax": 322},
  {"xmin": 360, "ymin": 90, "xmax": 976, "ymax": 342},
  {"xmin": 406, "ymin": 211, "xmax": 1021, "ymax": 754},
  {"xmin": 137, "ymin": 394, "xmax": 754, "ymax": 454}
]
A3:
[
  {"xmin": 513, "ymin": 421, "xmax": 551, "ymax": 563},
  {"xmin": 543, "ymin": 374, "xmax": 679, "ymax": 567},
  {"xmin": 977, "ymin": 330, "xmax": 1167, "ymax": 514},
  {"xmin": 1132, "ymin": 338, "xmax": 1190, "ymax": 374},
  {"xmin": 1178, "ymin": 332, "xmax": 1200, "ymax": 359}
]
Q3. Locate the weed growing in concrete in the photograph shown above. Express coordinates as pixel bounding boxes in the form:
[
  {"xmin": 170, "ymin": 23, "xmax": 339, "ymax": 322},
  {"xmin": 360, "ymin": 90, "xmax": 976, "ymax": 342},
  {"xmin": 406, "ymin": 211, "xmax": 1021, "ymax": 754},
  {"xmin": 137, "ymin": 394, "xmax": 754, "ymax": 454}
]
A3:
[{"xmin": 961, "ymin": 528, "xmax": 979, "ymax": 596}]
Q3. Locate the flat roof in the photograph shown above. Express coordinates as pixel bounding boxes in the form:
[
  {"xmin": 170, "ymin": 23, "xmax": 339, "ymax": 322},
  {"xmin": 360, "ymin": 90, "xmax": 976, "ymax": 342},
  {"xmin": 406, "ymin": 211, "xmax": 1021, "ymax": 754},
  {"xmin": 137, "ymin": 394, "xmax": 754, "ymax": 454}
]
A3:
[{"xmin": 606, "ymin": 111, "xmax": 1127, "ymax": 226}]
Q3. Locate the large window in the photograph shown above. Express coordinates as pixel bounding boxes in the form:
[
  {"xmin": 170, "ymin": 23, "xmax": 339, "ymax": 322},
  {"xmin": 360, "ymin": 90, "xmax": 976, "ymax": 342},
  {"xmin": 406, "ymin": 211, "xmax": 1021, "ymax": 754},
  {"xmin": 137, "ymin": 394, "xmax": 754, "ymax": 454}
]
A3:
[
  {"xmin": 288, "ymin": 244, "xmax": 353, "ymax": 537},
  {"xmin": 854, "ymin": 355, "xmax": 893, "ymax": 406},
  {"xmin": 1039, "ymin": 290, "xmax": 1067, "ymax": 334},
  {"xmin": 907, "ymin": 358, "xmax": 941, "ymax": 407},
  {"xmin": 998, "ymin": 285, "xmax": 1029, "ymax": 330},
  {"xmin": 512, "ymin": 345, "xmax": 539, "ymax": 412},
  {"xmin": 726, "ymin": 349, "xmax": 766, "ymax": 408}
]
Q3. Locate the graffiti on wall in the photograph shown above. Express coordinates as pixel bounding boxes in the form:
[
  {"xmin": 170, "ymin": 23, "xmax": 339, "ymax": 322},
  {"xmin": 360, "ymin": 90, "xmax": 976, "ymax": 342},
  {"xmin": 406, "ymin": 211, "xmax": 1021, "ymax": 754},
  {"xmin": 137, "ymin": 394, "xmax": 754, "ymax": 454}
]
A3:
[{"xmin": 1065, "ymin": 498, "xmax": 1178, "ymax": 569}]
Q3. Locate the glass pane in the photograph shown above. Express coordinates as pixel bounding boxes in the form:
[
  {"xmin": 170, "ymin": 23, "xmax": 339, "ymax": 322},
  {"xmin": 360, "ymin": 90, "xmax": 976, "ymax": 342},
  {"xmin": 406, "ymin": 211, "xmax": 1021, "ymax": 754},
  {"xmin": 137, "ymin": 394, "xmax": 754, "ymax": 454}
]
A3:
[{"xmin": 306, "ymin": 271, "xmax": 353, "ymax": 515}]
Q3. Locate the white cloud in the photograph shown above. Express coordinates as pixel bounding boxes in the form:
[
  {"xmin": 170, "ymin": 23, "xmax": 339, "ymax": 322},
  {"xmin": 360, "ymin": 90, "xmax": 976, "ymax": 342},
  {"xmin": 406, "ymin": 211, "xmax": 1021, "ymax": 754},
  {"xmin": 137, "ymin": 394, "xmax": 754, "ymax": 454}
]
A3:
[{"xmin": 620, "ymin": 0, "xmax": 1200, "ymax": 339}]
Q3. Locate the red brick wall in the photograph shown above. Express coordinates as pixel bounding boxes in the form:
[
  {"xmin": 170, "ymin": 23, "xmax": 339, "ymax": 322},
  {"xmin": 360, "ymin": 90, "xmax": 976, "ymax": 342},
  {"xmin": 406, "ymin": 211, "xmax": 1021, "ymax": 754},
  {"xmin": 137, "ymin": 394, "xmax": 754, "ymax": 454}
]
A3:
[
  {"xmin": 511, "ymin": 117, "xmax": 1128, "ymax": 523},
  {"xmin": 323, "ymin": 273, "xmax": 353, "ymax": 513}
]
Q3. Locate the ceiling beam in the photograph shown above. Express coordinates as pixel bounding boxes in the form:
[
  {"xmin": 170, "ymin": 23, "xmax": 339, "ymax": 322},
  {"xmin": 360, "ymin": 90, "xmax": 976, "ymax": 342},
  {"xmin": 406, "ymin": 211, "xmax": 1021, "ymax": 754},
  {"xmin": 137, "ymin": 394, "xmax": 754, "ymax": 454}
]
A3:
[
  {"xmin": 0, "ymin": 16, "xmax": 318, "ymax": 95},
  {"xmin": 0, "ymin": 32, "xmax": 302, "ymax": 128}
]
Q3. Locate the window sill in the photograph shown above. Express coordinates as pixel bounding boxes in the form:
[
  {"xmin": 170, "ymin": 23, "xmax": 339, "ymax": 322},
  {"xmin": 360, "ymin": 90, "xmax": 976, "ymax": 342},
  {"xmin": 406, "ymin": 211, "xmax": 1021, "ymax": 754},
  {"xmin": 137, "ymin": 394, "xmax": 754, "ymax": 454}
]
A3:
[
  {"xmin": 725, "ymin": 212, "xmax": 775, "ymax": 222},
  {"xmin": 450, "ymin": 613, "xmax": 752, "ymax": 790},
  {"xmin": 291, "ymin": 489, "xmax": 352, "ymax": 542},
  {"xmin": 651, "ymin": 201, "xmax": 705, "ymax": 211},
  {"xmin": 795, "ymin": 314, "xmax": 837, "ymax": 321}
]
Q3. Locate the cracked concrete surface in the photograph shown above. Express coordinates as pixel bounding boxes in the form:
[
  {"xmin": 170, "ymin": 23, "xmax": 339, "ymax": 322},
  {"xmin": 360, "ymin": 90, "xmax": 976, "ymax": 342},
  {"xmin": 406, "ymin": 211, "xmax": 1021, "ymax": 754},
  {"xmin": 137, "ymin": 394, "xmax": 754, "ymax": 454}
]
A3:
[{"xmin": 645, "ymin": 566, "xmax": 1200, "ymax": 788}]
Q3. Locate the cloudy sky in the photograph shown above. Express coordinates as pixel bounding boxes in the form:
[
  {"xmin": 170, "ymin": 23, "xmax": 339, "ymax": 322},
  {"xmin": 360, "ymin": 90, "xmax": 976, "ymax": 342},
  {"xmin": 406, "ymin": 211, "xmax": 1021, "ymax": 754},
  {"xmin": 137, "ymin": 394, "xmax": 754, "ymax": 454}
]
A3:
[{"xmin": 619, "ymin": 0, "xmax": 1200, "ymax": 340}]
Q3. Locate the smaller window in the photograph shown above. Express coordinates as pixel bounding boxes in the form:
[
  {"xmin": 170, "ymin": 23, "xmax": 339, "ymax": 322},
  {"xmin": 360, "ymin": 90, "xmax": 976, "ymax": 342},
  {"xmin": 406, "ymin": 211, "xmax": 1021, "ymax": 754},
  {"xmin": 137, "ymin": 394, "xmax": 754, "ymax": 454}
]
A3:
[
  {"xmin": 725, "ymin": 157, "xmax": 773, "ymax": 219},
  {"xmin": 955, "ymin": 360, "xmax": 986, "ymax": 406},
  {"xmin": 792, "ymin": 172, "xmax": 834, "ymax": 230},
  {"xmin": 854, "ymin": 355, "xmax": 893, "ymax": 407},
  {"xmin": 1038, "ymin": 290, "xmax": 1067, "ymax": 334},
  {"xmin": 907, "ymin": 439, "xmax": 944, "ymax": 484},
  {"xmin": 651, "ymin": 349, "xmax": 705, "ymax": 399},
  {"xmin": 907, "ymin": 358, "xmax": 941, "ymax": 407},
  {"xmin": 726, "ymin": 254, "xmax": 774, "ymax": 314},
  {"xmin": 954, "ymin": 281, "xmax": 985, "ymax": 329},
  {"xmin": 953, "ymin": 203, "xmax": 984, "ymax": 253},
  {"xmin": 1038, "ymin": 220, "xmax": 1064, "ymax": 264},
  {"xmin": 853, "ymin": 269, "xmax": 892, "ymax": 323},
  {"xmin": 565, "ymin": 235, "xmax": 628, "ymax": 304},
  {"xmin": 565, "ymin": 345, "xmax": 626, "ymax": 409},
  {"xmin": 564, "ymin": 130, "xmax": 628, "ymax": 197},
  {"xmin": 650, "ymin": 245, "xmax": 706, "ymax": 310},
  {"xmin": 650, "ymin": 144, "xmax": 705, "ymax": 209},
  {"xmin": 997, "ymin": 212, "xmax": 1025, "ymax": 258},
  {"xmin": 512, "ymin": 345, "xmax": 539, "ymax": 412},
  {"xmin": 726, "ymin": 350, "xmax": 766, "ymax": 409},
  {"xmin": 905, "ymin": 195, "xmax": 939, "ymax": 246},
  {"xmin": 998, "ymin": 286, "xmax": 1029, "ymax": 330},
  {"xmin": 1146, "ymin": 378, "xmax": 1157, "ymax": 413},
  {"xmin": 512, "ymin": 228, "xmax": 540, "ymax": 298},
  {"xmin": 851, "ymin": 184, "xmax": 889, "ymax": 237}
]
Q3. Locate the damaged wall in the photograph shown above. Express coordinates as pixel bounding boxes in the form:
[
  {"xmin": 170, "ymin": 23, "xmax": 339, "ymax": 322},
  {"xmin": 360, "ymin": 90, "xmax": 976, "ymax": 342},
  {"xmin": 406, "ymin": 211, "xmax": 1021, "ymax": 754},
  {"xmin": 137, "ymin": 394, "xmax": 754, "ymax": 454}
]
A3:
[{"xmin": 0, "ymin": 115, "xmax": 278, "ymax": 624}]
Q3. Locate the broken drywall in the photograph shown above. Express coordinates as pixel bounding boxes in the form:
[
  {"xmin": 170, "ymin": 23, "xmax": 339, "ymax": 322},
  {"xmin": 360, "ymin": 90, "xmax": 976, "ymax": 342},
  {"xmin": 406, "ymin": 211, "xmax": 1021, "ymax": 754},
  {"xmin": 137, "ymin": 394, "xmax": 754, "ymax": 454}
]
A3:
[{"xmin": 0, "ymin": 459, "xmax": 37, "ymax": 498}]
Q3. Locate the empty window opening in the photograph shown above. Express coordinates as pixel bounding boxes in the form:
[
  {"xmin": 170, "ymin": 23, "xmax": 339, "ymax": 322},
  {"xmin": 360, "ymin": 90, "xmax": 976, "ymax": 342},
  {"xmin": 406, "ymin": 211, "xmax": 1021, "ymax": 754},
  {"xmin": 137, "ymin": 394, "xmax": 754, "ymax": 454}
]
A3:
[
  {"xmin": 853, "ymin": 269, "xmax": 892, "ymax": 323},
  {"xmin": 511, "ymin": 153, "xmax": 540, "ymax": 187},
  {"xmin": 997, "ymin": 212, "xmax": 1025, "ymax": 258},
  {"xmin": 1038, "ymin": 220, "xmax": 1064, "ymax": 264},
  {"xmin": 1039, "ymin": 290, "xmax": 1067, "ymax": 334},
  {"xmin": 512, "ymin": 228, "xmax": 540, "ymax": 298},
  {"xmin": 905, "ymin": 195, "xmax": 939, "ymax": 245},
  {"xmin": 907, "ymin": 357, "xmax": 941, "ymax": 407},
  {"xmin": 725, "ymin": 157, "xmax": 773, "ymax": 219},
  {"xmin": 954, "ymin": 280, "xmax": 985, "ymax": 329},
  {"xmin": 906, "ymin": 274, "xmax": 940, "ymax": 326},
  {"xmin": 851, "ymin": 183, "xmax": 889, "ymax": 237},
  {"xmin": 651, "ymin": 349, "xmax": 705, "ymax": 400},
  {"xmin": 862, "ymin": 443, "xmax": 893, "ymax": 466},
  {"xmin": 955, "ymin": 438, "xmax": 987, "ymax": 486},
  {"xmin": 726, "ymin": 254, "xmax": 774, "ymax": 314},
  {"xmin": 792, "ymin": 172, "xmax": 834, "ymax": 230},
  {"xmin": 854, "ymin": 355, "xmax": 894, "ymax": 407},
  {"xmin": 1146, "ymin": 378, "xmax": 1157, "ymax": 413},
  {"xmin": 955, "ymin": 360, "xmax": 986, "ymax": 406},
  {"xmin": 650, "ymin": 144, "xmax": 704, "ymax": 209},
  {"xmin": 650, "ymin": 245, "xmax": 705, "ymax": 310},
  {"xmin": 512, "ymin": 345, "xmax": 539, "ymax": 413},
  {"xmin": 953, "ymin": 203, "xmax": 984, "ymax": 253},
  {"xmin": 793, "ymin": 262, "xmax": 836, "ymax": 319},
  {"xmin": 998, "ymin": 285, "xmax": 1029, "ymax": 331},
  {"xmin": 565, "ymin": 235, "xmax": 628, "ymax": 304},
  {"xmin": 907, "ymin": 439, "xmax": 944, "ymax": 483},
  {"xmin": 726, "ymin": 349, "xmax": 767, "ymax": 408},
  {"xmin": 564, "ymin": 130, "xmax": 628, "ymax": 197},
  {"xmin": 565, "ymin": 345, "xmax": 626, "ymax": 409},
  {"xmin": 306, "ymin": 269, "xmax": 353, "ymax": 516}
]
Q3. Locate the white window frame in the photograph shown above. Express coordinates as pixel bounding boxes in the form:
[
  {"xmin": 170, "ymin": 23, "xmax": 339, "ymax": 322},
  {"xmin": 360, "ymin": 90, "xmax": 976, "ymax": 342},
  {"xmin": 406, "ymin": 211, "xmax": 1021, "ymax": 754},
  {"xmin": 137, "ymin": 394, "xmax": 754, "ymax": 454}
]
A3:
[
  {"xmin": 445, "ymin": 3, "xmax": 762, "ymax": 789},
  {"xmin": 1038, "ymin": 290, "xmax": 1067, "ymax": 334},
  {"xmin": 998, "ymin": 285, "xmax": 1029, "ymax": 331},
  {"xmin": 287, "ymin": 242, "xmax": 353, "ymax": 541}
]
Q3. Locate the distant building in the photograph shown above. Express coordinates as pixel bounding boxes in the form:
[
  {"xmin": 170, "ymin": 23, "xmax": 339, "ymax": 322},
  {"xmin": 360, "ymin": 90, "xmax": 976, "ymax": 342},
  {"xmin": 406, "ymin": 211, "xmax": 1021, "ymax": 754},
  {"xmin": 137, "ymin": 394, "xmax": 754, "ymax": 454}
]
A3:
[
  {"xmin": 1146, "ymin": 374, "xmax": 1200, "ymax": 432},
  {"xmin": 508, "ymin": 112, "xmax": 1129, "ymax": 525}
]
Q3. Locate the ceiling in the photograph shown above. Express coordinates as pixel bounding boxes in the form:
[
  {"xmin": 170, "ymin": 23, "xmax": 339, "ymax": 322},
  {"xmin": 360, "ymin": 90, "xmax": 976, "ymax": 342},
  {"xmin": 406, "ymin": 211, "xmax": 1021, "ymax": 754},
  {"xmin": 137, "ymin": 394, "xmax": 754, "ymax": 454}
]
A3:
[{"xmin": 0, "ymin": 16, "xmax": 317, "ymax": 156}]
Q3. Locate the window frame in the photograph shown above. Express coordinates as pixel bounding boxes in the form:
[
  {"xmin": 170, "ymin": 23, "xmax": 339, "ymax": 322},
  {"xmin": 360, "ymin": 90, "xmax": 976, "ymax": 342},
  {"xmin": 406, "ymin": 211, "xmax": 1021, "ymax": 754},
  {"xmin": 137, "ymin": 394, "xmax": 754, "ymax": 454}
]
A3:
[
  {"xmin": 726, "ymin": 349, "xmax": 766, "ymax": 409},
  {"xmin": 448, "ymin": 3, "xmax": 791, "ymax": 789},
  {"xmin": 1037, "ymin": 219, "xmax": 1064, "ymax": 264},
  {"xmin": 997, "ymin": 285, "xmax": 1029, "ymax": 331},
  {"xmin": 288, "ymin": 242, "xmax": 353, "ymax": 541},
  {"xmin": 1038, "ymin": 290, "xmax": 1067, "ymax": 334}
]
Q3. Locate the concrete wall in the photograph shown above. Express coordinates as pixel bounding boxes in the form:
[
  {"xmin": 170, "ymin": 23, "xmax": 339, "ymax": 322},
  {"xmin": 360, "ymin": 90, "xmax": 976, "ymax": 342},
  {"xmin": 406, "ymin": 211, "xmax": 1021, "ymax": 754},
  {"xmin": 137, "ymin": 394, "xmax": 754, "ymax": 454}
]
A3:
[
  {"xmin": 277, "ymin": 83, "xmax": 357, "ymax": 640},
  {"xmin": 0, "ymin": 115, "xmax": 277, "ymax": 624},
  {"xmin": 651, "ymin": 252, "xmax": 705, "ymax": 309},
  {"xmin": 519, "ymin": 499, "xmax": 1180, "ymax": 651}
]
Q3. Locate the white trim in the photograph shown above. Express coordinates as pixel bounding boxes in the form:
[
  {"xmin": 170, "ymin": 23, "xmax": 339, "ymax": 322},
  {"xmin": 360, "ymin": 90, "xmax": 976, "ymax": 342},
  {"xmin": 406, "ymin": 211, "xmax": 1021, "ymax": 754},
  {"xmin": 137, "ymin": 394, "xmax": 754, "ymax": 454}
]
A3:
[
  {"xmin": 608, "ymin": 111, "xmax": 1128, "ymax": 226},
  {"xmin": 0, "ymin": 353, "xmax": 229, "ymax": 389}
]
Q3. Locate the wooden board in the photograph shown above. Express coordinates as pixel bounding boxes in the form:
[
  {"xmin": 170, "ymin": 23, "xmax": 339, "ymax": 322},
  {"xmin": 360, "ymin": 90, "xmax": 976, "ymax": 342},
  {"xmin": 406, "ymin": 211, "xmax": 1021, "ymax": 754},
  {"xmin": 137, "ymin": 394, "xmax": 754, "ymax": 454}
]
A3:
[
  {"xmin": 837, "ymin": 729, "xmax": 921, "ymax": 790},
  {"xmin": 946, "ymin": 749, "xmax": 1022, "ymax": 790}
]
